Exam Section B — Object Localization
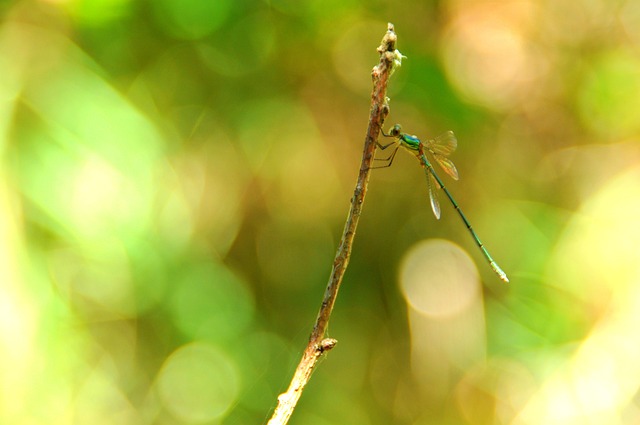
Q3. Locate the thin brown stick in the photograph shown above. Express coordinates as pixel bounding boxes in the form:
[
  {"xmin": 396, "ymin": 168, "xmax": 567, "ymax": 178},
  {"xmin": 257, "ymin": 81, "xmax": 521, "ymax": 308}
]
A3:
[{"xmin": 266, "ymin": 23, "xmax": 399, "ymax": 425}]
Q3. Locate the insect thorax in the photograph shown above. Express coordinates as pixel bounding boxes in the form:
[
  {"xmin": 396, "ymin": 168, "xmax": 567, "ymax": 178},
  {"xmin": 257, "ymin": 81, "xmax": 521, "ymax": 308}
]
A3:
[{"xmin": 399, "ymin": 134, "xmax": 421, "ymax": 152}]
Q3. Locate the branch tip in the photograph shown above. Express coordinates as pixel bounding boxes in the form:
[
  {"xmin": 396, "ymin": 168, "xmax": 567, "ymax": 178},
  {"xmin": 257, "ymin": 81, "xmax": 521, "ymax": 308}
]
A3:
[{"xmin": 377, "ymin": 22, "xmax": 397, "ymax": 54}]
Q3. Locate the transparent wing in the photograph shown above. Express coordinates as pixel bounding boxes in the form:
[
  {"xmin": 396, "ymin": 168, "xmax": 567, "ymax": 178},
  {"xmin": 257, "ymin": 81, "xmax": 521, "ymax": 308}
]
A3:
[
  {"xmin": 426, "ymin": 131, "xmax": 457, "ymax": 157},
  {"xmin": 433, "ymin": 155, "xmax": 459, "ymax": 181},
  {"xmin": 423, "ymin": 164, "xmax": 441, "ymax": 219}
]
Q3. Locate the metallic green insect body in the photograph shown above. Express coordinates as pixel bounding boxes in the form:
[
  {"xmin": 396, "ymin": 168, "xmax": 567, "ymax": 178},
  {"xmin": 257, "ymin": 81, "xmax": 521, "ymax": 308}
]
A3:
[{"xmin": 377, "ymin": 124, "xmax": 509, "ymax": 283}]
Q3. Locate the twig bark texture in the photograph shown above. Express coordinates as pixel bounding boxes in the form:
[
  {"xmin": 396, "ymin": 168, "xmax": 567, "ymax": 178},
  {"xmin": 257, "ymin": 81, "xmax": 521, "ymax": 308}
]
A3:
[{"xmin": 266, "ymin": 23, "xmax": 398, "ymax": 425}]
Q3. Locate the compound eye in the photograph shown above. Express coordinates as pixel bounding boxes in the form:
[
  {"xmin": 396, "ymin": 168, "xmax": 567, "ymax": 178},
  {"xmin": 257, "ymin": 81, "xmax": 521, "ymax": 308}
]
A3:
[{"xmin": 390, "ymin": 124, "xmax": 402, "ymax": 136}]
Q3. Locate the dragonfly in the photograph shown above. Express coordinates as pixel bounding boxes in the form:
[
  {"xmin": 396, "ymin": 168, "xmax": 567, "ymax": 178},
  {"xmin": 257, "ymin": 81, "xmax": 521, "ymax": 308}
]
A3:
[{"xmin": 375, "ymin": 124, "xmax": 509, "ymax": 283}]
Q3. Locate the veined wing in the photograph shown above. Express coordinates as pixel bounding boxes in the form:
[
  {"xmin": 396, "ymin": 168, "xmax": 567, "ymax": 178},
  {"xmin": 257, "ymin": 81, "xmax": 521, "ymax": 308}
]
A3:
[
  {"xmin": 426, "ymin": 131, "xmax": 457, "ymax": 157},
  {"xmin": 433, "ymin": 155, "xmax": 459, "ymax": 181},
  {"xmin": 425, "ymin": 131, "xmax": 459, "ymax": 180},
  {"xmin": 420, "ymin": 155, "xmax": 441, "ymax": 219}
]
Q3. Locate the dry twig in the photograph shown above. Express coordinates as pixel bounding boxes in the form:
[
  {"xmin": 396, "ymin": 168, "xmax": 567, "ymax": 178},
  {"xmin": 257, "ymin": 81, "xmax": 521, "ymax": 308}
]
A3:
[{"xmin": 267, "ymin": 23, "xmax": 400, "ymax": 425}]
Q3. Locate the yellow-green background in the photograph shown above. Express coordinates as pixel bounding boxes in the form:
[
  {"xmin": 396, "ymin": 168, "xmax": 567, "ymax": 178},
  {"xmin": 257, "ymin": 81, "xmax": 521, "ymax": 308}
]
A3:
[{"xmin": 2, "ymin": 1, "xmax": 640, "ymax": 424}]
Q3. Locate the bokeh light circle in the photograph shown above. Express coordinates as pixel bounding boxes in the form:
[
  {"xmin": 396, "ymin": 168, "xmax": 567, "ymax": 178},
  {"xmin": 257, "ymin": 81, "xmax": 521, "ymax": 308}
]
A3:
[
  {"xmin": 157, "ymin": 342, "xmax": 240, "ymax": 423},
  {"xmin": 441, "ymin": 3, "xmax": 542, "ymax": 110},
  {"xmin": 400, "ymin": 239, "xmax": 479, "ymax": 318}
]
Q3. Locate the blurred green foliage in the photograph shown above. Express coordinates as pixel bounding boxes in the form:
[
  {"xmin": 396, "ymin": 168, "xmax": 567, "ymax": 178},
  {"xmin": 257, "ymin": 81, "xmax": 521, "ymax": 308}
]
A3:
[{"xmin": 1, "ymin": 1, "xmax": 640, "ymax": 424}]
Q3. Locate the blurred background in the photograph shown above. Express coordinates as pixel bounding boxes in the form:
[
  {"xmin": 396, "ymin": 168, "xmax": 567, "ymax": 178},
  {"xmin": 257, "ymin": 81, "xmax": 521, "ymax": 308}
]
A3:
[{"xmin": 1, "ymin": 0, "xmax": 640, "ymax": 424}]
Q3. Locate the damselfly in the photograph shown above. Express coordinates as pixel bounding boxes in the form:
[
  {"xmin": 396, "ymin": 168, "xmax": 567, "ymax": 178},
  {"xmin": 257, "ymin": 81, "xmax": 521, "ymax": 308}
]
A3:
[{"xmin": 375, "ymin": 124, "xmax": 509, "ymax": 283}]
